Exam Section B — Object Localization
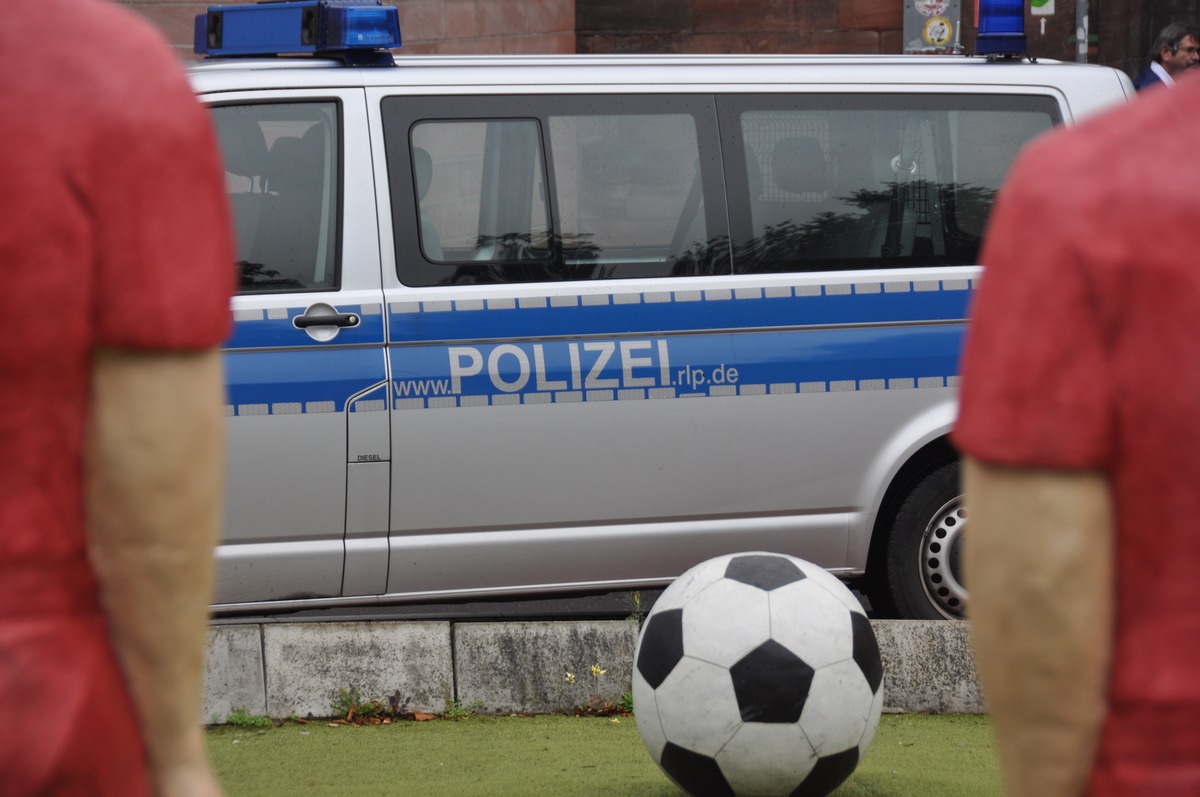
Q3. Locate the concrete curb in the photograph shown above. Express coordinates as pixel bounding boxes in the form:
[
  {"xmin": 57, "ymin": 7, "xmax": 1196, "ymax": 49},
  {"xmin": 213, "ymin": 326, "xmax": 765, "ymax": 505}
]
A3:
[
  {"xmin": 873, "ymin": 620, "xmax": 984, "ymax": 714},
  {"xmin": 203, "ymin": 619, "xmax": 983, "ymax": 724}
]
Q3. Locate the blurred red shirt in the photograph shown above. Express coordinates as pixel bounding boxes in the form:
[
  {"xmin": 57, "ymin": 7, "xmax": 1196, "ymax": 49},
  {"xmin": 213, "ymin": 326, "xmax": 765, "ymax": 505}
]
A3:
[
  {"xmin": 956, "ymin": 74, "xmax": 1200, "ymax": 793},
  {"xmin": 0, "ymin": 1, "xmax": 232, "ymax": 793}
]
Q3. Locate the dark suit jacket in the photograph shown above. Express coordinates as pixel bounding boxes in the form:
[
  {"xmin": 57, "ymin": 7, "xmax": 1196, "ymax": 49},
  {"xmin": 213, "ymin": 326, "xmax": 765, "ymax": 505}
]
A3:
[{"xmin": 1134, "ymin": 66, "xmax": 1165, "ymax": 91}]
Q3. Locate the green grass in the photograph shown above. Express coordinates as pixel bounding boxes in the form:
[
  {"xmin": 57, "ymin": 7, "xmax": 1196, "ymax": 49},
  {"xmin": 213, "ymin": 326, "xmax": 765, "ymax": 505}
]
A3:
[
  {"xmin": 206, "ymin": 713, "xmax": 1000, "ymax": 796},
  {"xmin": 221, "ymin": 706, "xmax": 274, "ymax": 729}
]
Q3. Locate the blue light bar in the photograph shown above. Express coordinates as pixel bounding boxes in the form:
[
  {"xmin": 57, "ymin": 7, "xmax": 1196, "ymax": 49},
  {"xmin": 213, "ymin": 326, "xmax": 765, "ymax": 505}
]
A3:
[
  {"xmin": 975, "ymin": 0, "xmax": 1026, "ymax": 56},
  {"xmin": 195, "ymin": 1, "xmax": 402, "ymax": 66}
]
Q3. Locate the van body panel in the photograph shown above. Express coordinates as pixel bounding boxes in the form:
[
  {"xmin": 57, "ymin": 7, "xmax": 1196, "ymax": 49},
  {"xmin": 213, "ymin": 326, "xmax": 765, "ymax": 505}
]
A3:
[{"xmin": 191, "ymin": 55, "xmax": 1132, "ymax": 614}]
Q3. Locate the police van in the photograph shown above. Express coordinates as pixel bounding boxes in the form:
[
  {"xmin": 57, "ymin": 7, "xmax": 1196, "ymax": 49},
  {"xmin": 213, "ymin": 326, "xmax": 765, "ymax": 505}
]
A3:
[{"xmin": 193, "ymin": 1, "xmax": 1133, "ymax": 619}]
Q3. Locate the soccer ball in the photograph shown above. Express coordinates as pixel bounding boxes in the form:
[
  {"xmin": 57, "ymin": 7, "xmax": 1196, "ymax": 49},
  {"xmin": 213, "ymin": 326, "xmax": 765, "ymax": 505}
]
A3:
[{"xmin": 633, "ymin": 552, "xmax": 884, "ymax": 797}]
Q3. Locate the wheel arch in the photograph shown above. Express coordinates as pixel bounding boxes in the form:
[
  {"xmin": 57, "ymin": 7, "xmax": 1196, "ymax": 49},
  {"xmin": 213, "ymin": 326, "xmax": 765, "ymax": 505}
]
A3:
[
  {"xmin": 846, "ymin": 398, "xmax": 957, "ymax": 560},
  {"xmin": 852, "ymin": 419, "xmax": 962, "ymax": 615}
]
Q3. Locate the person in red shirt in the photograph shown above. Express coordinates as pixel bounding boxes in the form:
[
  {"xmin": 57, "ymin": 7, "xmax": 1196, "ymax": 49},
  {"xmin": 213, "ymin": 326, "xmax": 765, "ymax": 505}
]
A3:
[
  {"xmin": 956, "ymin": 68, "xmax": 1200, "ymax": 795},
  {"xmin": 0, "ymin": 1, "xmax": 233, "ymax": 795}
]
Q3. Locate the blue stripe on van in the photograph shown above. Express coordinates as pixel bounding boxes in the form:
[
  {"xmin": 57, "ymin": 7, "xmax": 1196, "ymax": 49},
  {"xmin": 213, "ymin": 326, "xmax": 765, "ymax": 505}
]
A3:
[
  {"xmin": 389, "ymin": 323, "xmax": 964, "ymax": 410},
  {"xmin": 226, "ymin": 303, "xmax": 385, "ymax": 350},
  {"xmin": 224, "ymin": 347, "xmax": 386, "ymax": 415},
  {"xmin": 387, "ymin": 278, "xmax": 973, "ymax": 345},
  {"xmin": 221, "ymin": 280, "xmax": 971, "ymax": 412}
]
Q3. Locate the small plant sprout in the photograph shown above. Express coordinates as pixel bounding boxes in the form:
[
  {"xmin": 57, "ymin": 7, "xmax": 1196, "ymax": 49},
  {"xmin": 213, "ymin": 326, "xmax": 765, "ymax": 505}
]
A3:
[
  {"xmin": 562, "ymin": 662, "xmax": 631, "ymax": 717},
  {"xmin": 626, "ymin": 591, "xmax": 646, "ymax": 625},
  {"xmin": 332, "ymin": 687, "xmax": 363, "ymax": 719},
  {"xmin": 441, "ymin": 698, "xmax": 484, "ymax": 719},
  {"xmin": 331, "ymin": 687, "xmax": 389, "ymax": 722},
  {"xmin": 225, "ymin": 707, "xmax": 273, "ymax": 728}
]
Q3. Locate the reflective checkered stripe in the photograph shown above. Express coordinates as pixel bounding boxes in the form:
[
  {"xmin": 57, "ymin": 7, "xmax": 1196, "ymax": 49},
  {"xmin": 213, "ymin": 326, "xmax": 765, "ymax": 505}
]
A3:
[
  {"xmin": 224, "ymin": 303, "xmax": 385, "ymax": 417},
  {"xmin": 386, "ymin": 278, "xmax": 973, "ymax": 410},
  {"xmin": 228, "ymin": 303, "xmax": 385, "ymax": 348}
]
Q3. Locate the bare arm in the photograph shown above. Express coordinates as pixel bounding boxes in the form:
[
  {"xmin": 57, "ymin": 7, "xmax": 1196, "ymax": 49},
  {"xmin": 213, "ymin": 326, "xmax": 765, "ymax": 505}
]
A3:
[
  {"xmin": 85, "ymin": 348, "xmax": 225, "ymax": 797},
  {"xmin": 964, "ymin": 457, "xmax": 1112, "ymax": 797}
]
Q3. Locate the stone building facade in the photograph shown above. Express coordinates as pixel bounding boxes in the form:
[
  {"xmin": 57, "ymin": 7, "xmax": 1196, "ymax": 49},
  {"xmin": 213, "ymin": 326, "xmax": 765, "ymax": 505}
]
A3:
[{"xmin": 120, "ymin": 0, "xmax": 1198, "ymax": 83}]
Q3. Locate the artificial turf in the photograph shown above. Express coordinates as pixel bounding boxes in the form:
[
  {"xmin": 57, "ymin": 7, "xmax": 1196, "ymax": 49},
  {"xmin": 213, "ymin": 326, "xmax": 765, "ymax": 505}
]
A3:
[{"xmin": 207, "ymin": 713, "xmax": 1001, "ymax": 796}]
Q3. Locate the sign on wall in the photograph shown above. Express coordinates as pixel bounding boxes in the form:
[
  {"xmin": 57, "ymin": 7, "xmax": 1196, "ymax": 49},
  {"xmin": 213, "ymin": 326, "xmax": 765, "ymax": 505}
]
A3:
[
  {"xmin": 1031, "ymin": 0, "xmax": 1055, "ymax": 15},
  {"xmin": 904, "ymin": 0, "xmax": 962, "ymax": 54}
]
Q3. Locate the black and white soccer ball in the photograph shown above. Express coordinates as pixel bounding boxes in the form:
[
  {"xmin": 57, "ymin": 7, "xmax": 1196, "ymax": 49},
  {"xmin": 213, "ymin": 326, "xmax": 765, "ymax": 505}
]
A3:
[{"xmin": 633, "ymin": 552, "xmax": 884, "ymax": 797}]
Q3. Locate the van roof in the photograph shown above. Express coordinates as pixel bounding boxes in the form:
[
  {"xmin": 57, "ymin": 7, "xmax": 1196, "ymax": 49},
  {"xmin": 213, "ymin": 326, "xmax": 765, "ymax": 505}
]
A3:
[
  {"xmin": 188, "ymin": 52, "xmax": 1088, "ymax": 77},
  {"xmin": 188, "ymin": 53, "xmax": 1134, "ymax": 117}
]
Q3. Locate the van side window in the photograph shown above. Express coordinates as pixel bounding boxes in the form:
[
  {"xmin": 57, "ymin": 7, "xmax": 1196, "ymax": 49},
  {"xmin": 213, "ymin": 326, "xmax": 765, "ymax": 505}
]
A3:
[
  {"xmin": 547, "ymin": 113, "xmax": 710, "ymax": 278},
  {"xmin": 383, "ymin": 95, "xmax": 729, "ymax": 286},
  {"xmin": 209, "ymin": 102, "xmax": 340, "ymax": 293},
  {"xmin": 718, "ymin": 94, "xmax": 1059, "ymax": 273},
  {"xmin": 412, "ymin": 120, "xmax": 551, "ymax": 265}
]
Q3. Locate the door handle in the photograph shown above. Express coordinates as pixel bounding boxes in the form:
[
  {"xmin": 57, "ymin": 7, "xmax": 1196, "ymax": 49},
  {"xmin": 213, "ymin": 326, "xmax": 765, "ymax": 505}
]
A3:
[
  {"xmin": 292, "ymin": 303, "xmax": 361, "ymax": 342},
  {"xmin": 294, "ymin": 312, "xmax": 360, "ymax": 329}
]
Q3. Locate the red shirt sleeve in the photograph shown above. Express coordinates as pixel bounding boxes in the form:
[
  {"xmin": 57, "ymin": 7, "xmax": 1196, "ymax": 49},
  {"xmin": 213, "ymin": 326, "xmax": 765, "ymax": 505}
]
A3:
[
  {"xmin": 85, "ymin": 22, "xmax": 234, "ymax": 351},
  {"xmin": 953, "ymin": 137, "xmax": 1114, "ymax": 472}
]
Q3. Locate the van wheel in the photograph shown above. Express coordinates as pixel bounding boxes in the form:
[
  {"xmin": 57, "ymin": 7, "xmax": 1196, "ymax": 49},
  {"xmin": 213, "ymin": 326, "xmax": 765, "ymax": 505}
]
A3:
[{"xmin": 884, "ymin": 462, "xmax": 967, "ymax": 620}]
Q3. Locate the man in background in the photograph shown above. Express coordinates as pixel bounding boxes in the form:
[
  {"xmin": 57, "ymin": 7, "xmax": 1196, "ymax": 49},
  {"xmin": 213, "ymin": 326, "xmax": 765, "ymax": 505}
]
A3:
[
  {"xmin": 1132, "ymin": 22, "xmax": 1199, "ymax": 90},
  {"xmin": 957, "ymin": 53, "xmax": 1200, "ymax": 796},
  {"xmin": 0, "ymin": 1, "xmax": 233, "ymax": 795}
]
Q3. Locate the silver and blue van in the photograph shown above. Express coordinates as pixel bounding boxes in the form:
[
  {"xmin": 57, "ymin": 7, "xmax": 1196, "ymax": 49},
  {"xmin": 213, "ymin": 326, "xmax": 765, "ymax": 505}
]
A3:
[{"xmin": 193, "ymin": 1, "xmax": 1133, "ymax": 619}]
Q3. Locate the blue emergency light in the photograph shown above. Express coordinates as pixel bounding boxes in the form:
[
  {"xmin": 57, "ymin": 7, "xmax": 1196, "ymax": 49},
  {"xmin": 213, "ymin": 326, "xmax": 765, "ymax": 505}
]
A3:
[
  {"xmin": 195, "ymin": 0, "xmax": 402, "ymax": 66},
  {"xmin": 975, "ymin": 0, "xmax": 1026, "ymax": 56}
]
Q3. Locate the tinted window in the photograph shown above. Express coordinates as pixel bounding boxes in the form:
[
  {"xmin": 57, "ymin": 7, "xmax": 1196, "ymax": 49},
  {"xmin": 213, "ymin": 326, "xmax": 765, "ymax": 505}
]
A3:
[
  {"xmin": 412, "ymin": 119, "xmax": 551, "ymax": 264},
  {"xmin": 383, "ymin": 95, "xmax": 728, "ymax": 286},
  {"xmin": 210, "ymin": 102, "xmax": 340, "ymax": 293},
  {"xmin": 547, "ymin": 113, "xmax": 709, "ymax": 276},
  {"xmin": 718, "ymin": 94, "xmax": 1060, "ymax": 272},
  {"xmin": 385, "ymin": 92, "xmax": 1059, "ymax": 285}
]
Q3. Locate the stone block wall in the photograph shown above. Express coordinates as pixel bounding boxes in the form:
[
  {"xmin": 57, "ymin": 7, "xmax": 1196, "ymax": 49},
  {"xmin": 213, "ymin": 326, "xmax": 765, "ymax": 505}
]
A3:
[
  {"xmin": 203, "ymin": 619, "xmax": 985, "ymax": 722},
  {"xmin": 394, "ymin": 0, "xmax": 575, "ymax": 55},
  {"xmin": 576, "ymin": 0, "xmax": 904, "ymax": 55},
  {"xmin": 574, "ymin": 0, "xmax": 1140, "ymax": 75}
]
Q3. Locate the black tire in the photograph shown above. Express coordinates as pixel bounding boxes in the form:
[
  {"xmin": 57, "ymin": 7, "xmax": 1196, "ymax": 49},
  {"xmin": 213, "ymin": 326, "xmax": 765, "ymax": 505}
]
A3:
[{"xmin": 884, "ymin": 462, "xmax": 967, "ymax": 620}]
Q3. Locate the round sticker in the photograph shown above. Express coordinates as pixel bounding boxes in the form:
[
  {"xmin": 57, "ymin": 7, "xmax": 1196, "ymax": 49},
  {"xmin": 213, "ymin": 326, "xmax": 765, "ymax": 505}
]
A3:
[
  {"xmin": 914, "ymin": 0, "xmax": 948, "ymax": 16},
  {"xmin": 923, "ymin": 16, "xmax": 953, "ymax": 46}
]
